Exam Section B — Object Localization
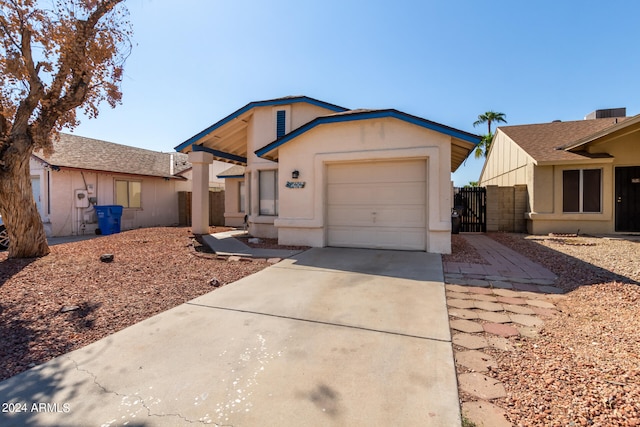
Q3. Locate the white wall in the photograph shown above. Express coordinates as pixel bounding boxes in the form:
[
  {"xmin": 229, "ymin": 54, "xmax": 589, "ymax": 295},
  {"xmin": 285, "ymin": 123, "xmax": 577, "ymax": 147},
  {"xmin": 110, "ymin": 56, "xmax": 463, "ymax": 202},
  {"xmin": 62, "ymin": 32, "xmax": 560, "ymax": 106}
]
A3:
[
  {"xmin": 30, "ymin": 160, "xmax": 185, "ymax": 237},
  {"xmin": 275, "ymin": 117, "xmax": 454, "ymax": 253}
]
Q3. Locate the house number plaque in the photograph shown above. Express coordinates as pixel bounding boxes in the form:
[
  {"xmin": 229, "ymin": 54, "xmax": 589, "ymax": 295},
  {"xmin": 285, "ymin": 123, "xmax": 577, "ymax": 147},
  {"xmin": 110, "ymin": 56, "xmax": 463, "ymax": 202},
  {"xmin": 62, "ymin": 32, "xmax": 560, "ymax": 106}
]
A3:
[{"xmin": 286, "ymin": 181, "xmax": 306, "ymax": 189}]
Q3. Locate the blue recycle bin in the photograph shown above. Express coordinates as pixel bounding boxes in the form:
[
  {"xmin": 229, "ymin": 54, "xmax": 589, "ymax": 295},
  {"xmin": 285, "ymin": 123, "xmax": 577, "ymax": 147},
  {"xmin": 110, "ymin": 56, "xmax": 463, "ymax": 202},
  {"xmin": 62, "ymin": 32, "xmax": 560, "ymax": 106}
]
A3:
[{"xmin": 95, "ymin": 205, "xmax": 123, "ymax": 235}]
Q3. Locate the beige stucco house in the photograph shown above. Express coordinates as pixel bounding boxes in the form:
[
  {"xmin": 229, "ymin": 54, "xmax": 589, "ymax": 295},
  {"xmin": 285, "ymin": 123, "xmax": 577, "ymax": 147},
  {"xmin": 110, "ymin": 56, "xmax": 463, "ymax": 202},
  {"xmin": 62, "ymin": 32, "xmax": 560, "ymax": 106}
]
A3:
[
  {"xmin": 175, "ymin": 96, "xmax": 479, "ymax": 253},
  {"xmin": 29, "ymin": 133, "xmax": 228, "ymax": 237},
  {"xmin": 479, "ymin": 109, "xmax": 640, "ymax": 234}
]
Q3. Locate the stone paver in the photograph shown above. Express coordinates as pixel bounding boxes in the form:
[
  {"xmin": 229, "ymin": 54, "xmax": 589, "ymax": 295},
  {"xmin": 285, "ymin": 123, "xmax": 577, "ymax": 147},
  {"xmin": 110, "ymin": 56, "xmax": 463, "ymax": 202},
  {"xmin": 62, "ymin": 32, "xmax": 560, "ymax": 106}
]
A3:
[
  {"xmin": 473, "ymin": 301, "xmax": 504, "ymax": 312},
  {"xmin": 477, "ymin": 311, "xmax": 511, "ymax": 324},
  {"xmin": 526, "ymin": 299, "xmax": 557, "ymax": 309},
  {"xmin": 486, "ymin": 336, "xmax": 515, "ymax": 352},
  {"xmin": 531, "ymin": 306, "xmax": 559, "ymax": 317},
  {"xmin": 491, "ymin": 288, "xmax": 521, "ymax": 298},
  {"xmin": 467, "ymin": 294, "xmax": 499, "ymax": 302},
  {"xmin": 458, "ymin": 373, "xmax": 507, "ymax": 400},
  {"xmin": 518, "ymin": 326, "xmax": 541, "ymax": 338},
  {"xmin": 467, "ymin": 286, "xmax": 494, "ymax": 295},
  {"xmin": 450, "ymin": 319, "xmax": 484, "ymax": 333},
  {"xmin": 483, "ymin": 322, "xmax": 519, "ymax": 337},
  {"xmin": 509, "ymin": 313, "xmax": 545, "ymax": 327},
  {"xmin": 448, "ymin": 308, "xmax": 479, "ymax": 320},
  {"xmin": 496, "ymin": 296, "xmax": 526, "ymax": 305},
  {"xmin": 445, "ymin": 284, "xmax": 470, "ymax": 293},
  {"xmin": 462, "ymin": 401, "xmax": 512, "ymax": 427},
  {"xmin": 502, "ymin": 304, "xmax": 536, "ymax": 315},
  {"xmin": 453, "ymin": 333, "xmax": 488, "ymax": 350},
  {"xmin": 446, "ymin": 291, "xmax": 472, "ymax": 300},
  {"xmin": 455, "ymin": 350, "xmax": 498, "ymax": 372},
  {"xmin": 447, "ymin": 298, "xmax": 476, "ymax": 309}
]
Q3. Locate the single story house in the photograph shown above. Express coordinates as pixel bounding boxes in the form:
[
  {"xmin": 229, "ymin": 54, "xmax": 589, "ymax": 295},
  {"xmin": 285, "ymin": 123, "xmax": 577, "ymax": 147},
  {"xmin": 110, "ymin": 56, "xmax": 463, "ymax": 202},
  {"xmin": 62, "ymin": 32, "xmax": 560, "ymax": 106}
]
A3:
[
  {"xmin": 479, "ymin": 108, "xmax": 640, "ymax": 234},
  {"xmin": 175, "ymin": 96, "xmax": 479, "ymax": 253},
  {"xmin": 29, "ymin": 133, "xmax": 229, "ymax": 237}
]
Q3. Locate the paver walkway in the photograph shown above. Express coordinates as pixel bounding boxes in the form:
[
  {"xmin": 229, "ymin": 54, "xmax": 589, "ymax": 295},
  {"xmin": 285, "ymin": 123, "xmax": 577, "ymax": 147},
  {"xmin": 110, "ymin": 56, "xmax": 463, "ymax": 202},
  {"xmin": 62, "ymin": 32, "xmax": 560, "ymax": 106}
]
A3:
[
  {"xmin": 444, "ymin": 234, "xmax": 566, "ymax": 427},
  {"xmin": 444, "ymin": 234, "xmax": 562, "ymax": 293}
]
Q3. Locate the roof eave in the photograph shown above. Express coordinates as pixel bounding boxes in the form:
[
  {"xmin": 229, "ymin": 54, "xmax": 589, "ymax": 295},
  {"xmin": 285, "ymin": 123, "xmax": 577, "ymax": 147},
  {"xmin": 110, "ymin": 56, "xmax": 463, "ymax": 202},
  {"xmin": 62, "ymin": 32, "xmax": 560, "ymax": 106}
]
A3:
[
  {"xmin": 174, "ymin": 96, "xmax": 348, "ymax": 153},
  {"xmin": 560, "ymin": 114, "xmax": 640, "ymax": 151},
  {"xmin": 256, "ymin": 109, "xmax": 481, "ymax": 161}
]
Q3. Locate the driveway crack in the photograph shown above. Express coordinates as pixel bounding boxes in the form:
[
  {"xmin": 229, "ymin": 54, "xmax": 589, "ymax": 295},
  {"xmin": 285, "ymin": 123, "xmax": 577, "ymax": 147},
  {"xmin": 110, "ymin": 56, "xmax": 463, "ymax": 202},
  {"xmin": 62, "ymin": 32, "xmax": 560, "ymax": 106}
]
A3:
[{"xmin": 67, "ymin": 356, "xmax": 215, "ymax": 425}]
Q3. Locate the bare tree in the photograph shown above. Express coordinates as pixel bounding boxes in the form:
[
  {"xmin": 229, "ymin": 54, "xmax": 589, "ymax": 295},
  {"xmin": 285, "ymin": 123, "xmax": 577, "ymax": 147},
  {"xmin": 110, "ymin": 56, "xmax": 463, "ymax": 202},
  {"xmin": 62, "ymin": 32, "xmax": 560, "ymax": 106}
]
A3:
[{"xmin": 0, "ymin": 0, "xmax": 131, "ymax": 258}]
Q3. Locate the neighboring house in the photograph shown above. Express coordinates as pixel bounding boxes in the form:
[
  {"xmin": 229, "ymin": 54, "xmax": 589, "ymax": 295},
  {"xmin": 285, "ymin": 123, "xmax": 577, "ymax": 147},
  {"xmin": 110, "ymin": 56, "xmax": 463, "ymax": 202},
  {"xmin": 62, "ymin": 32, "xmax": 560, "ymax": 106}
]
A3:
[
  {"xmin": 175, "ymin": 96, "xmax": 479, "ymax": 253},
  {"xmin": 479, "ymin": 108, "xmax": 640, "ymax": 234},
  {"xmin": 28, "ymin": 133, "xmax": 226, "ymax": 237}
]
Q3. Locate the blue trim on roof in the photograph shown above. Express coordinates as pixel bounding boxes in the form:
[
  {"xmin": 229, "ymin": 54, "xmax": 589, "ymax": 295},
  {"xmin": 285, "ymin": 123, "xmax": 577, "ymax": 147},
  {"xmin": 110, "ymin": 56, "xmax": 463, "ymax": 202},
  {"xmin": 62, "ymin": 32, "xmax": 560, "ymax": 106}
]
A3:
[
  {"xmin": 174, "ymin": 96, "xmax": 348, "ymax": 152},
  {"xmin": 217, "ymin": 174, "xmax": 245, "ymax": 179},
  {"xmin": 192, "ymin": 144, "xmax": 247, "ymax": 164},
  {"xmin": 255, "ymin": 109, "xmax": 482, "ymax": 158}
]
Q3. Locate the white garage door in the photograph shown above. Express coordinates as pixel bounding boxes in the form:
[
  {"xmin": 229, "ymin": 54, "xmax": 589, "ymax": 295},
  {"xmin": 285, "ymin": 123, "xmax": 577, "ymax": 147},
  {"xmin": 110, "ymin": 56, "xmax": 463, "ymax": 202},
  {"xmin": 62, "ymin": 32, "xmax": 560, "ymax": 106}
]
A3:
[{"xmin": 327, "ymin": 160, "xmax": 427, "ymax": 251}]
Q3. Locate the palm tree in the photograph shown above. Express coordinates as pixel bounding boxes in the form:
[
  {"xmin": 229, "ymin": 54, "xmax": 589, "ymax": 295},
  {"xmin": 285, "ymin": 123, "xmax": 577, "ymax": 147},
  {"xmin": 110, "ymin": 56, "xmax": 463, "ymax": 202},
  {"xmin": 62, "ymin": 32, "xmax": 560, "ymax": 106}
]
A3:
[
  {"xmin": 474, "ymin": 132, "xmax": 494, "ymax": 159},
  {"xmin": 473, "ymin": 111, "xmax": 506, "ymax": 158},
  {"xmin": 473, "ymin": 111, "xmax": 507, "ymax": 135}
]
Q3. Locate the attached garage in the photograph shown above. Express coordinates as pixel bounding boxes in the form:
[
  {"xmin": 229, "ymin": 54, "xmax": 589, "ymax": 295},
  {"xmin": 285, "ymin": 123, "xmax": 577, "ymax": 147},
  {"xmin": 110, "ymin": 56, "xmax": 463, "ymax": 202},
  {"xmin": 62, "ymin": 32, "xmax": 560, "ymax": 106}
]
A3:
[
  {"xmin": 177, "ymin": 97, "xmax": 479, "ymax": 254},
  {"xmin": 326, "ymin": 160, "xmax": 427, "ymax": 251}
]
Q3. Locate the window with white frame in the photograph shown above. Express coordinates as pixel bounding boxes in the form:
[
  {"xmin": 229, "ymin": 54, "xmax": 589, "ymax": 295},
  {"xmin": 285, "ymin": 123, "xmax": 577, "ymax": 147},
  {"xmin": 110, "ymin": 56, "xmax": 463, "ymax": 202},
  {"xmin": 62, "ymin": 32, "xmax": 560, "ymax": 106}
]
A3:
[
  {"xmin": 259, "ymin": 170, "xmax": 278, "ymax": 215},
  {"xmin": 239, "ymin": 181, "xmax": 245, "ymax": 213},
  {"xmin": 562, "ymin": 169, "xmax": 601, "ymax": 213},
  {"xmin": 115, "ymin": 179, "xmax": 141, "ymax": 208}
]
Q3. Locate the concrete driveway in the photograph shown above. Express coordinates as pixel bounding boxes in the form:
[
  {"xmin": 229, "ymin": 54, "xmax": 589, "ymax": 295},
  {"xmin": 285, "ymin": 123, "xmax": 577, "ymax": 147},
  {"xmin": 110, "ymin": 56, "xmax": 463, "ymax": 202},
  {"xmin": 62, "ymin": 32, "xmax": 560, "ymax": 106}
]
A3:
[{"xmin": 0, "ymin": 248, "xmax": 459, "ymax": 426}]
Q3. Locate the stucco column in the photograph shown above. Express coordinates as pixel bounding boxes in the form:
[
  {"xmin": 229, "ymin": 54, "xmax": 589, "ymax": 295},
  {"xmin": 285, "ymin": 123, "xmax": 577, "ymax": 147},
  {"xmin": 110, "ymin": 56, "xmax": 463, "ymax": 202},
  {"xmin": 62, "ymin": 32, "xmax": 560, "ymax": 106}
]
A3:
[{"xmin": 188, "ymin": 151, "xmax": 214, "ymax": 234}]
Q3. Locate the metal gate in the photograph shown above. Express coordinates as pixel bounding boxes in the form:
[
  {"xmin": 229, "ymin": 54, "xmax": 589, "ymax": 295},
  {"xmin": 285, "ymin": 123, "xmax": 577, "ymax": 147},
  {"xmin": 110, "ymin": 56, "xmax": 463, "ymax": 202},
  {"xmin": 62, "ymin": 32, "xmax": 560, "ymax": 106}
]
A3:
[{"xmin": 453, "ymin": 187, "xmax": 487, "ymax": 232}]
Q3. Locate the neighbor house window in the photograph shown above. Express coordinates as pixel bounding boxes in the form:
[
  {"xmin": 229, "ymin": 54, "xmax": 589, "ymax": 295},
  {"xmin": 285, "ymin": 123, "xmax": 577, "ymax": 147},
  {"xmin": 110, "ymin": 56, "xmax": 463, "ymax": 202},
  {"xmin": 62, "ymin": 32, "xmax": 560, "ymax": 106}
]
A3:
[
  {"xmin": 562, "ymin": 169, "xmax": 601, "ymax": 213},
  {"xmin": 239, "ymin": 181, "xmax": 245, "ymax": 213},
  {"xmin": 259, "ymin": 170, "xmax": 278, "ymax": 215},
  {"xmin": 115, "ymin": 179, "xmax": 141, "ymax": 208}
]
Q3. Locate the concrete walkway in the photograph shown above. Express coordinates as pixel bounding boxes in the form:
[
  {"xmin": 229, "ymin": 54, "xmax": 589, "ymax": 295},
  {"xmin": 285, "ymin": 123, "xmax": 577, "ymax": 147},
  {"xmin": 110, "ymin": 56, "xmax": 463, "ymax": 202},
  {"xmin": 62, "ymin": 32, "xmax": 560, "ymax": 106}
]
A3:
[
  {"xmin": 0, "ymin": 247, "xmax": 458, "ymax": 426},
  {"xmin": 202, "ymin": 230, "xmax": 305, "ymax": 259}
]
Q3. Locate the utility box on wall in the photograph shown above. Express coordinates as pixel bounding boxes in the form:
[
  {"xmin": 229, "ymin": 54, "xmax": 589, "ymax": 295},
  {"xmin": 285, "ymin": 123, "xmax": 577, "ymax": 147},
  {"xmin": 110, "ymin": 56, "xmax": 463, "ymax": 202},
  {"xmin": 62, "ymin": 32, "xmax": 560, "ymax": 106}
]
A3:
[{"xmin": 74, "ymin": 190, "xmax": 90, "ymax": 208}]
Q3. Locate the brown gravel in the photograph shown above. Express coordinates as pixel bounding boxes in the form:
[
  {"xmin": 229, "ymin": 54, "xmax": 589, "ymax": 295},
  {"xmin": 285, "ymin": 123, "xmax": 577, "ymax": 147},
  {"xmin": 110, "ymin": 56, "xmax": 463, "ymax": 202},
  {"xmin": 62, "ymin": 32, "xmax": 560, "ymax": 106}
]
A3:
[
  {"xmin": 476, "ymin": 233, "xmax": 640, "ymax": 426},
  {"xmin": 0, "ymin": 227, "xmax": 269, "ymax": 382},
  {"xmin": 443, "ymin": 234, "xmax": 489, "ymax": 265}
]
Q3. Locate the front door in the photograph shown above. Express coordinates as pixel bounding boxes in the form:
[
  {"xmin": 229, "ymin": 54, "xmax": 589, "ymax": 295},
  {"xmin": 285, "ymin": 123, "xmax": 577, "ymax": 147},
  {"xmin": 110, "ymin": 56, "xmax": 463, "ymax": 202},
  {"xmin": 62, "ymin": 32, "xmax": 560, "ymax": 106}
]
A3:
[{"xmin": 615, "ymin": 166, "xmax": 640, "ymax": 232}]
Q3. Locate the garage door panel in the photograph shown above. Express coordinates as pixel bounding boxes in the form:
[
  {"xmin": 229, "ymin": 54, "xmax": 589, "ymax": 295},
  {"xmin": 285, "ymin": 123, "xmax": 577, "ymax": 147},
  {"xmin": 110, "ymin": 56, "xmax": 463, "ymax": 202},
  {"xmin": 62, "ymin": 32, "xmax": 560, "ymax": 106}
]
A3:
[
  {"xmin": 328, "ymin": 205, "xmax": 425, "ymax": 228},
  {"xmin": 327, "ymin": 161, "xmax": 426, "ymax": 184},
  {"xmin": 328, "ymin": 182, "xmax": 425, "ymax": 205},
  {"xmin": 328, "ymin": 226, "xmax": 425, "ymax": 250},
  {"xmin": 326, "ymin": 160, "xmax": 427, "ymax": 251}
]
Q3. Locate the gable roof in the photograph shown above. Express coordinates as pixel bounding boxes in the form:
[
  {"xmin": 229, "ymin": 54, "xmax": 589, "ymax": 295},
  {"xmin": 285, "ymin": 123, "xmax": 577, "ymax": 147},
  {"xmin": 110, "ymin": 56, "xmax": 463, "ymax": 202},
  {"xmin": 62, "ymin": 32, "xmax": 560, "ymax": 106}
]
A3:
[
  {"xmin": 32, "ymin": 133, "xmax": 190, "ymax": 179},
  {"xmin": 174, "ymin": 96, "xmax": 348, "ymax": 157},
  {"xmin": 497, "ymin": 117, "xmax": 628, "ymax": 164},
  {"xmin": 255, "ymin": 109, "xmax": 480, "ymax": 172},
  {"xmin": 217, "ymin": 164, "xmax": 245, "ymax": 179}
]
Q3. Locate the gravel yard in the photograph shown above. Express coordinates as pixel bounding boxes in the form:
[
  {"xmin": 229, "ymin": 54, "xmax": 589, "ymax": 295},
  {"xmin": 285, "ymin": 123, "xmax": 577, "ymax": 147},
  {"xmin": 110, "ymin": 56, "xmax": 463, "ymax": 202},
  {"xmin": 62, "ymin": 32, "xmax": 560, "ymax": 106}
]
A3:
[
  {"xmin": 480, "ymin": 233, "xmax": 640, "ymax": 427},
  {"xmin": 0, "ymin": 227, "xmax": 269, "ymax": 382},
  {"xmin": 2, "ymin": 229, "xmax": 640, "ymax": 426}
]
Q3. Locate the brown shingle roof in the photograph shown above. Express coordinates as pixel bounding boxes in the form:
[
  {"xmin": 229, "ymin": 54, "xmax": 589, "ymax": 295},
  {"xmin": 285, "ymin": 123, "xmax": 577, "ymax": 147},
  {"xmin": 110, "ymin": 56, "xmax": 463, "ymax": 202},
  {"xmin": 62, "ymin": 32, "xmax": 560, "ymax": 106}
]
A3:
[
  {"xmin": 32, "ymin": 133, "xmax": 190, "ymax": 178},
  {"xmin": 499, "ymin": 118, "xmax": 626, "ymax": 163}
]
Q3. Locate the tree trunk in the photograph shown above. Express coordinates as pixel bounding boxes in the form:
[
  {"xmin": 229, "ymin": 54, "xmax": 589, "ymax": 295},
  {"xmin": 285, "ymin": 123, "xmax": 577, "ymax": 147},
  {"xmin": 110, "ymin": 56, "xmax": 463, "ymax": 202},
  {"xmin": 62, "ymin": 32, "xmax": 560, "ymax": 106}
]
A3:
[{"xmin": 0, "ymin": 138, "xmax": 50, "ymax": 258}]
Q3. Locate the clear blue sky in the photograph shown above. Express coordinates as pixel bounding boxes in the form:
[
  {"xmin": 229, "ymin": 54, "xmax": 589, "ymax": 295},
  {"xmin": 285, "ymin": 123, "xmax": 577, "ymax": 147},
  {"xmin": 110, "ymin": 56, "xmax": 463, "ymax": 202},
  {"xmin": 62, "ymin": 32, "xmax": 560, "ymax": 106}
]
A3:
[{"xmin": 73, "ymin": 0, "xmax": 640, "ymax": 186}]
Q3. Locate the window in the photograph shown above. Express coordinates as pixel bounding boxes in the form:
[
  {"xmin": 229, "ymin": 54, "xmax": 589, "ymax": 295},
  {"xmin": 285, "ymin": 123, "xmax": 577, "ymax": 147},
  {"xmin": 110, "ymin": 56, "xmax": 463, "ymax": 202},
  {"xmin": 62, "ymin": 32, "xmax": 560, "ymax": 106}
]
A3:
[
  {"xmin": 259, "ymin": 170, "xmax": 278, "ymax": 215},
  {"xmin": 562, "ymin": 169, "xmax": 601, "ymax": 213},
  {"xmin": 239, "ymin": 181, "xmax": 245, "ymax": 213},
  {"xmin": 276, "ymin": 110, "xmax": 286, "ymax": 138},
  {"xmin": 115, "ymin": 179, "xmax": 141, "ymax": 208}
]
